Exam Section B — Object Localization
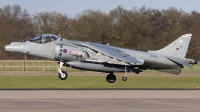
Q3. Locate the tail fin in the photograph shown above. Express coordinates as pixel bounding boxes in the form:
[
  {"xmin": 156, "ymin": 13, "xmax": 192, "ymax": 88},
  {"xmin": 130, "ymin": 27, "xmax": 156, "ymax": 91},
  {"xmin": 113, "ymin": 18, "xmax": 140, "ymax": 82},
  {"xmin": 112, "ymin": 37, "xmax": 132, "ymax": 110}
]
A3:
[{"xmin": 148, "ymin": 34, "xmax": 192, "ymax": 58}]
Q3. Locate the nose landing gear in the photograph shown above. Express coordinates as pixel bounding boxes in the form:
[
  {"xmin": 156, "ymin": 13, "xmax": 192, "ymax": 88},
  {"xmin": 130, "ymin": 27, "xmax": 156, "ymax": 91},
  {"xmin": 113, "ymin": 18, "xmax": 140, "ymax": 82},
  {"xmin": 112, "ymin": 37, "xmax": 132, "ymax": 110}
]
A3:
[
  {"xmin": 58, "ymin": 61, "xmax": 68, "ymax": 80},
  {"xmin": 58, "ymin": 71, "xmax": 68, "ymax": 80}
]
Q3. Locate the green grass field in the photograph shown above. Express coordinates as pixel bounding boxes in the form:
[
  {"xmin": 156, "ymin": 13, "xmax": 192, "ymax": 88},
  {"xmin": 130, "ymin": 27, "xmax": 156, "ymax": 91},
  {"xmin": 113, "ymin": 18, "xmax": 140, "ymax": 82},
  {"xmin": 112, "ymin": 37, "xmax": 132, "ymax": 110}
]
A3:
[
  {"xmin": 1, "ymin": 60, "xmax": 200, "ymax": 73},
  {"xmin": 0, "ymin": 75, "xmax": 200, "ymax": 89},
  {"xmin": 1, "ymin": 60, "xmax": 200, "ymax": 89}
]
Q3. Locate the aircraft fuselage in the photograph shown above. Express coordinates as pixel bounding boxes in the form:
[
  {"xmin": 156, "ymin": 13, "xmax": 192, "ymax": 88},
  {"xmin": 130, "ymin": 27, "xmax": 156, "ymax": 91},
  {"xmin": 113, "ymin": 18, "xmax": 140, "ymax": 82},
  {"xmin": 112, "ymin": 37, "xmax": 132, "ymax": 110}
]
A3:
[{"xmin": 5, "ymin": 33, "xmax": 197, "ymax": 83}]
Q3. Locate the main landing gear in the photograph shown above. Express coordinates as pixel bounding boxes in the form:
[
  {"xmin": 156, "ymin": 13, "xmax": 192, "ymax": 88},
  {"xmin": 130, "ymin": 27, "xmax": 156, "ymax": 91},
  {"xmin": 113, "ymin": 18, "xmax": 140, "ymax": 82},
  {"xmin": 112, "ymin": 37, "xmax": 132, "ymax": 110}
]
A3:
[
  {"xmin": 106, "ymin": 66, "xmax": 128, "ymax": 83},
  {"xmin": 106, "ymin": 73, "xmax": 116, "ymax": 83},
  {"xmin": 106, "ymin": 72, "xmax": 127, "ymax": 83},
  {"xmin": 58, "ymin": 62, "xmax": 68, "ymax": 80}
]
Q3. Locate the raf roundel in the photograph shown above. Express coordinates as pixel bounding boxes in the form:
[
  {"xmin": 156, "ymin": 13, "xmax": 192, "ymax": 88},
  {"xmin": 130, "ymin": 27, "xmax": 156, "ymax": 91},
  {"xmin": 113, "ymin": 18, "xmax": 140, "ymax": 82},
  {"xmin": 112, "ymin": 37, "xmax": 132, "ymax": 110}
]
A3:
[{"xmin": 63, "ymin": 49, "xmax": 67, "ymax": 53}]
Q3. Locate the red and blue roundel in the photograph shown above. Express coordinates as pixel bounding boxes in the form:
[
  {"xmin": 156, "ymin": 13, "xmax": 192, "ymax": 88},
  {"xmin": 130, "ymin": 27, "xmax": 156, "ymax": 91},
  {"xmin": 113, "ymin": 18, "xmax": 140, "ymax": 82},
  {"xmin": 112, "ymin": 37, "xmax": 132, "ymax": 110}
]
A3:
[{"xmin": 63, "ymin": 49, "xmax": 67, "ymax": 53}]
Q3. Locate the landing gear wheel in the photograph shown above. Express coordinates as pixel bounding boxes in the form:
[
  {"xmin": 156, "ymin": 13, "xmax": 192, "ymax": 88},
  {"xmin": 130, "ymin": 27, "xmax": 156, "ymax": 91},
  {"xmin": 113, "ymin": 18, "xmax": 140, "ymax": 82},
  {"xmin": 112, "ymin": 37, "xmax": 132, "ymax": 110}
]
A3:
[
  {"xmin": 135, "ymin": 72, "xmax": 140, "ymax": 74},
  {"xmin": 58, "ymin": 71, "xmax": 68, "ymax": 80},
  {"xmin": 106, "ymin": 73, "xmax": 116, "ymax": 83},
  {"xmin": 122, "ymin": 76, "xmax": 127, "ymax": 81}
]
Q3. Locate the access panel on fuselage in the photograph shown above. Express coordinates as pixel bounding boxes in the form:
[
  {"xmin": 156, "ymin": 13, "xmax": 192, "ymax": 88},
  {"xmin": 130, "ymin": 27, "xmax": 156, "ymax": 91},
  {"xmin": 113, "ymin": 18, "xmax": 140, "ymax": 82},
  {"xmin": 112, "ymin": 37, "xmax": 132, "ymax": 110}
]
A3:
[{"xmin": 54, "ymin": 45, "xmax": 82, "ymax": 61}]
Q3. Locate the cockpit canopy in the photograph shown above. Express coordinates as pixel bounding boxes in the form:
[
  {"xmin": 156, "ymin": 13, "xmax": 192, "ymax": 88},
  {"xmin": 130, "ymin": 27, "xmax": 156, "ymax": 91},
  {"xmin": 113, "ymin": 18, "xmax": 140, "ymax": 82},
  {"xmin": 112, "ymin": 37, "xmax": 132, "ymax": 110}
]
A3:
[{"xmin": 29, "ymin": 34, "xmax": 59, "ymax": 44}]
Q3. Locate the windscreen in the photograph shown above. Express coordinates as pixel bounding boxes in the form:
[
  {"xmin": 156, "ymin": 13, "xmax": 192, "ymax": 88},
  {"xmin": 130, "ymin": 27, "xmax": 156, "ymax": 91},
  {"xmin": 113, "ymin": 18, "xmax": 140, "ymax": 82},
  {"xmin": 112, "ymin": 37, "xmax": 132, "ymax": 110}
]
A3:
[
  {"xmin": 29, "ymin": 35, "xmax": 42, "ymax": 43},
  {"xmin": 29, "ymin": 34, "xmax": 58, "ymax": 44}
]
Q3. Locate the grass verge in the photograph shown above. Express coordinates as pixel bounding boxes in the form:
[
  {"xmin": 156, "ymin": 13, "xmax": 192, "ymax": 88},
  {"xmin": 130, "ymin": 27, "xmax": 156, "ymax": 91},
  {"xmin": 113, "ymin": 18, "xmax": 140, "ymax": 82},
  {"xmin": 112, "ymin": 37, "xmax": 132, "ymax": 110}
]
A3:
[{"xmin": 0, "ymin": 75, "xmax": 200, "ymax": 88}]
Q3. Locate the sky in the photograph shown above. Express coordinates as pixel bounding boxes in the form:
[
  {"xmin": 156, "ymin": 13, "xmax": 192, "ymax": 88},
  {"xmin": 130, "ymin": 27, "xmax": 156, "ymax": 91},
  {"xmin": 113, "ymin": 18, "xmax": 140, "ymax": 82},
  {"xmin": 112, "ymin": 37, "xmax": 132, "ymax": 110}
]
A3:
[{"xmin": 0, "ymin": 0, "xmax": 200, "ymax": 17}]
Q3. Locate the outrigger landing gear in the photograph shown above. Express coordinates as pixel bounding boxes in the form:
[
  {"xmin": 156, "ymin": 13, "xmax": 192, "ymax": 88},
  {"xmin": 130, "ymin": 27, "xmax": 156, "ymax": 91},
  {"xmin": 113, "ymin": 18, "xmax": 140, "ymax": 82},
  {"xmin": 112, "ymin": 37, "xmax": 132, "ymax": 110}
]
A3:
[
  {"xmin": 58, "ymin": 62, "xmax": 68, "ymax": 80},
  {"xmin": 122, "ymin": 66, "xmax": 127, "ymax": 81},
  {"xmin": 106, "ymin": 73, "xmax": 116, "ymax": 83}
]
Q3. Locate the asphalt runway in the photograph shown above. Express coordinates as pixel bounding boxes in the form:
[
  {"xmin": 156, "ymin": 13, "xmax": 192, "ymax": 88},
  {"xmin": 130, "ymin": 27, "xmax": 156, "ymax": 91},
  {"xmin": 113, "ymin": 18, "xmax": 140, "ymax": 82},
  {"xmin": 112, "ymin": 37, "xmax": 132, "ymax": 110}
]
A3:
[{"xmin": 0, "ymin": 90, "xmax": 200, "ymax": 112}]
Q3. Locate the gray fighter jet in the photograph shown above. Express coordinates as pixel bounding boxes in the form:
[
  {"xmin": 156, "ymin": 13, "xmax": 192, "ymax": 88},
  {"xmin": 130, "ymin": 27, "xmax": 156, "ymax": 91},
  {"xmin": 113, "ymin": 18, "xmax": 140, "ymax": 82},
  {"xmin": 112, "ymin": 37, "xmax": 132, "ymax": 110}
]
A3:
[{"xmin": 5, "ymin": 33, "xmax": 197, "ymax": 83}]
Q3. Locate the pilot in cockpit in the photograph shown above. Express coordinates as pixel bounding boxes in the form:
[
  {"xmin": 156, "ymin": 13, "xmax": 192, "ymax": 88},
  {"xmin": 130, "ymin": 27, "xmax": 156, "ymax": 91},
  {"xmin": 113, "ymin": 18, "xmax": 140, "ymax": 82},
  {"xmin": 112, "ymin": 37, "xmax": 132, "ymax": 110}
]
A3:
[
  {"xmin": 50, "ymin": 36, "xmax": 55, "ymax": 41},
  {"xmin": 29, "ymin": 34, "xmax": 58, "ymax": 44}
]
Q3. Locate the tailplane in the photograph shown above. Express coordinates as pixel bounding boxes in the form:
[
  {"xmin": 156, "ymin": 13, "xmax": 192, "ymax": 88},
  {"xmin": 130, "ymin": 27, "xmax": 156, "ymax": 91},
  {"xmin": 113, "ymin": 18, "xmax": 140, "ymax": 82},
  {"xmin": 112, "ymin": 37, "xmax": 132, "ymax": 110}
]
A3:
[{"xmin": 148, "ymin": 34, "xmax": 192, "ymax": 58}]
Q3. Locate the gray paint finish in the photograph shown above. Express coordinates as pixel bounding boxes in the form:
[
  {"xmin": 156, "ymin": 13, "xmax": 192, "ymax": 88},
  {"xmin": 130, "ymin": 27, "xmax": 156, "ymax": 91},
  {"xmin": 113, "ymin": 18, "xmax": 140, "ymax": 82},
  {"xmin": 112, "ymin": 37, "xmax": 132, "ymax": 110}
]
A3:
[{"xmin": 5, "ymin": 33, "xmax": 197, "ymax": 82}]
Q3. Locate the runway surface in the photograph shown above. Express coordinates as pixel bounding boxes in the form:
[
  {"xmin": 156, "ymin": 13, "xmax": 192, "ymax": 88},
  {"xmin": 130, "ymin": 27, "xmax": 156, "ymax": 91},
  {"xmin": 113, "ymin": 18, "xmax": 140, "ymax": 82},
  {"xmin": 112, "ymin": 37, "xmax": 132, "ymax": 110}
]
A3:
[{"xmin": 0, "ymin": 90, "xmax": 200, "ymax": 112}]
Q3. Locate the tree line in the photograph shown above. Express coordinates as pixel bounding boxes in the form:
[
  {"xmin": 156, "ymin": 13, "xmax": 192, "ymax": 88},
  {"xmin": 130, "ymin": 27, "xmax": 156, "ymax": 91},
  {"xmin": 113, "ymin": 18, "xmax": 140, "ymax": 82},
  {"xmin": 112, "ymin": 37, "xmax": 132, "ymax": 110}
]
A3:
[{"xmin": 1, "ymin": 4, "xmax": 200, "ymax": 60}]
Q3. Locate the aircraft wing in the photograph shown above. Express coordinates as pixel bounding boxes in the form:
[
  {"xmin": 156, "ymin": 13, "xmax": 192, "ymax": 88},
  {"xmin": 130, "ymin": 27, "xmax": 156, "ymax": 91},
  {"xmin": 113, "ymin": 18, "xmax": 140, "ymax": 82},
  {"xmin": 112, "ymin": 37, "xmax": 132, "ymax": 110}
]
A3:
[{"xmin": 74, "ymin": 42, "xmax": 143, "ymax": 65}]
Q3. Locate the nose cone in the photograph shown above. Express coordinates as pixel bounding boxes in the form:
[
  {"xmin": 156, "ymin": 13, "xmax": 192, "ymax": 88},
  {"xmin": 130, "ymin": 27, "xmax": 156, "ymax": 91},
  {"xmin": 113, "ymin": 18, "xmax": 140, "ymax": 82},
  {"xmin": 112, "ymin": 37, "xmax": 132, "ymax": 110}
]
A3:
[{"xmin": 5, "ymin": 42, "xmax": 25, "ymax": 53}]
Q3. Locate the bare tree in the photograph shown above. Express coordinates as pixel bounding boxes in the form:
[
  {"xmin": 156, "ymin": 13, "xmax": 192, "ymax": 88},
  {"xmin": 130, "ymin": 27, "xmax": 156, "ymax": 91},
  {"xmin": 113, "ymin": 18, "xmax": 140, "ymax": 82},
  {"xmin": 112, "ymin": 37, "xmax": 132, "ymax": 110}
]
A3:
[
  {"xmin": 0, "ymin": 4, "xmax": 33, "ymax": 59},
  {"xmin": 32, "ymin": 12, "xmax": 71, "ymax": 38}
]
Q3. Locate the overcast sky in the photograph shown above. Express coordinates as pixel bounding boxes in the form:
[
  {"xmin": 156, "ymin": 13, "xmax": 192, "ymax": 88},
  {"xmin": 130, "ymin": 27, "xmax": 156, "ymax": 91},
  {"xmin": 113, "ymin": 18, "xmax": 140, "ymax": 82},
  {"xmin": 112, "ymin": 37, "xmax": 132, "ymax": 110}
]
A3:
[{"xmin": 0, "ymin": 0, "xmax": 200, "ymax": 17}]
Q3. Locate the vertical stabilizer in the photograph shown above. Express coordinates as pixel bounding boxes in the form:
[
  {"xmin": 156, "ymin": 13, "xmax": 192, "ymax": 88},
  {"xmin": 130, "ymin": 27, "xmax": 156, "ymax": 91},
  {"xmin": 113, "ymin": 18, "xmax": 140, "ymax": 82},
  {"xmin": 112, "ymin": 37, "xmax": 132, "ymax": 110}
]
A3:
[{"xmin": 148, "ymin": 34, "xmax": 192, "ymax": 58}]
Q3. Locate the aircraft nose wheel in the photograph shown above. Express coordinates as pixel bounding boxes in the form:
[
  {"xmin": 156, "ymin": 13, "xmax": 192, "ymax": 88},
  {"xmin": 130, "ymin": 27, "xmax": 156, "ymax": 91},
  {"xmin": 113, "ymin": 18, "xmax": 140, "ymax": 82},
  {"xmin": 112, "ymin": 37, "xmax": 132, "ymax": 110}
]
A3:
[
  {"xmin": 106, "ymin": 73, "xmax": 116, "ymax": 83},
  {"xmin": 122, "ymin": 76, "xmax": 127, "ymax": 81},
  {"xmin": 58, "ymin": 71, "xmax": 68, "ymax": 80}
]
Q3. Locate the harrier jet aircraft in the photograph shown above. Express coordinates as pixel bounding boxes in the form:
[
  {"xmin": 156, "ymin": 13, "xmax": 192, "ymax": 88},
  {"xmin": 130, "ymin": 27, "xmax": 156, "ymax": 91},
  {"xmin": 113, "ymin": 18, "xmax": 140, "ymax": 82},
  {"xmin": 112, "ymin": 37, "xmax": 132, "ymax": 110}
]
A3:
[{"xmin": 5, "ymin": 33, "xmax": 197, "ymax": 83}]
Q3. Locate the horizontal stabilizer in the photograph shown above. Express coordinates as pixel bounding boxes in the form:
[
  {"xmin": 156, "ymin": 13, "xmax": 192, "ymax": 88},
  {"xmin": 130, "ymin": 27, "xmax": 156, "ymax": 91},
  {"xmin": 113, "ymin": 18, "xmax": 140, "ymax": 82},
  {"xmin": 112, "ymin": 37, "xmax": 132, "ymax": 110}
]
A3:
[{"xmin": 165, "ymin": 56, "xmax": 192, "ymax": 68}]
